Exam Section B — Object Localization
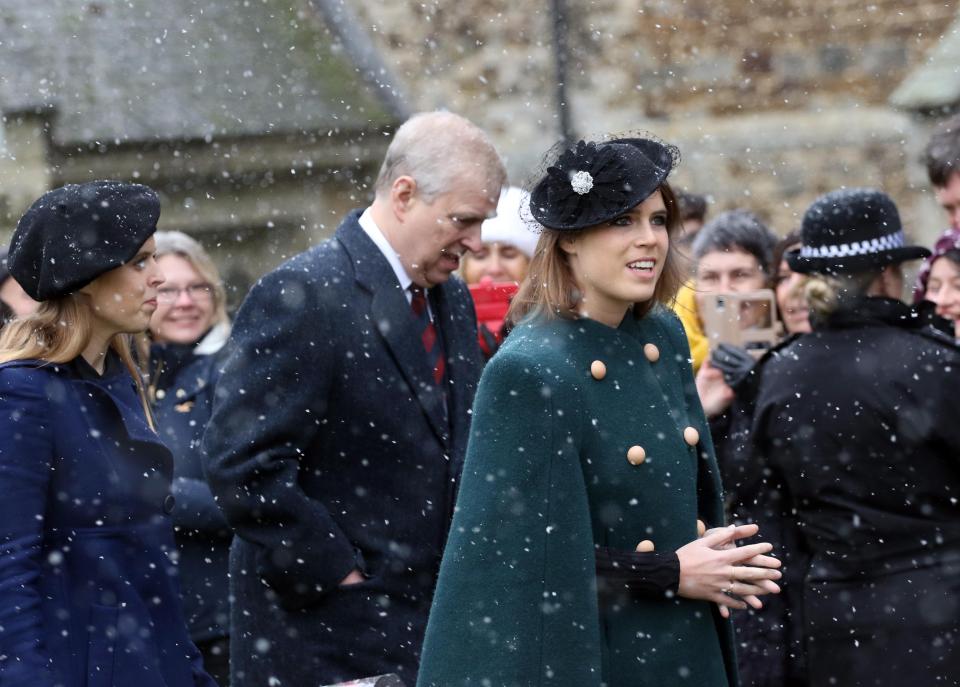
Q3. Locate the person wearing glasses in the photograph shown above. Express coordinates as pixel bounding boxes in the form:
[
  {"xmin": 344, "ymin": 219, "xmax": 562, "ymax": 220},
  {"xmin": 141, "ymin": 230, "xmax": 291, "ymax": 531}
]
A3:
[{"xmin": 146, "ymin": 230, "xmax": 232, "ymax": 685}]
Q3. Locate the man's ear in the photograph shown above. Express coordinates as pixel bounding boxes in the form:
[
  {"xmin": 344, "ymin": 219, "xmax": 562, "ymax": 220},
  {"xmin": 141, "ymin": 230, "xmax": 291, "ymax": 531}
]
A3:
[
  {"xmin": 559, "ymin": 235, "xmax": 578, "ymax": 256},
  {"xmin": 390, "ymin": 176, "xmax": 418, "ymax": 220}
]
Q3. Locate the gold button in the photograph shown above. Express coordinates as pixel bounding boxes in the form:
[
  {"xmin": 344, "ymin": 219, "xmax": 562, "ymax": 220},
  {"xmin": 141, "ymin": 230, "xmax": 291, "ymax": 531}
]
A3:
[
  {"xmin": 626, "ymin": 445, "xmax": 646, "ymax": 465},
  {"xmin": 636, "ymin": 540, "xmax": 655, "ymax": 552},
  {"xmin": 644, "ymin": 343, "xmax": 660, "ymax": 362},
  {"xmin": 590, "ymin": 360, "xmax": 607, "ymax": 380},
  {"xmin": 697, "ymin": 519, "xmax": 707, "ymax": 537},
  {"xmin": 683, "ymin": 426, "xmax": 700, "ymax": 446}
]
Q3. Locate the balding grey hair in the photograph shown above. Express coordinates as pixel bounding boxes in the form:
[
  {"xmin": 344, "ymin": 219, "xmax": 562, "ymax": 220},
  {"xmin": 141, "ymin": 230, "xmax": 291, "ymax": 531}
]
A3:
[{"xmin": 374, "ymin": 111, "xmax": 506, "ymax": 201}]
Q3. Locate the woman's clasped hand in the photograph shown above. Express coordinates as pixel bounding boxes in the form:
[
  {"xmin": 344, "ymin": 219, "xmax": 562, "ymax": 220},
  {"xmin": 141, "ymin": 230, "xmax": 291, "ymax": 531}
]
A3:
[{"xmin": 675, "ymin": 523, "xmax": 782, "ymax": 618}]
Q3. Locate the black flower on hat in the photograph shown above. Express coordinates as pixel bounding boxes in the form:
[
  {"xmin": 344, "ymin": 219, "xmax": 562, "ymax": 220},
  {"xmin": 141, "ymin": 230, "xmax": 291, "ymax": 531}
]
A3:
[
  {"xmin": 529, "ymin": 135, "xmax": 679, "ymax": 231},
  {"xmin": 545, "ymin": 141, "xmax": 635, "ymax": 225}
]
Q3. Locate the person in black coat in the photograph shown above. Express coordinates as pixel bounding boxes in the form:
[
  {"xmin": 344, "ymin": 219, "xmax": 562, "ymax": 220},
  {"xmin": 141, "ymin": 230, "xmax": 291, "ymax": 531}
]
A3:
[
  {"xmin": 751, "ymin": 188, "xmax": 960, "ymax": 686},
  {"xmin": 0, "ymin": 181, "xmax": 216, "ymax": 686},
  {"xmin": 147, "ymin": 230, "xmax": 232, "ymax": 685},
  {"xmin": 202, "ymin": 111, "xmax": 505, "ymax": 686}
]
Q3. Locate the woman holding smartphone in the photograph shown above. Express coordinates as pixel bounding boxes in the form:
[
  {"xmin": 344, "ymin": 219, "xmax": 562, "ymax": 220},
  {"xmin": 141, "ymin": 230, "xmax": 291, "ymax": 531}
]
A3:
[
  {"xmin": 0, "ymin": 182, "xmax": 216, "ymax": 686},
  {"xmin": 417, "ymin": 136, "xmax": 781, "ymax": 687}
]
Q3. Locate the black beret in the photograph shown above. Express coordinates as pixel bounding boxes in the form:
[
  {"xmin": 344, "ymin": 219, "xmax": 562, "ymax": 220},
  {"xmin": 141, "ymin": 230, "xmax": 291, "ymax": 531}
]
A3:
[
  {"xmin": 530, "ymin": 137, "xmax": 679, "ymax": 231},
  {"xmin": 8, "ymin": 181, "xmax": 160, "ymax": 301},
  {"xmin": 787, "ymin": 188, "xmax": 929, "ymax": 275}
]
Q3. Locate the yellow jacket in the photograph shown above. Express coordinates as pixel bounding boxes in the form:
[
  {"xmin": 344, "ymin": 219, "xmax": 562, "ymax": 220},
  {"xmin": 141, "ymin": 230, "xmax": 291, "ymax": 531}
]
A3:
[{"xmin": 672, "ymin": 280, "xmax": 709, "ymax": 373}]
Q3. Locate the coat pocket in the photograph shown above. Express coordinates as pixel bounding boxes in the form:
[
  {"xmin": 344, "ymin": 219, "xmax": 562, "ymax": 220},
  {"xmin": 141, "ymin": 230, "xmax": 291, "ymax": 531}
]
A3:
[{"xmin": 86, "ymin": 604, "xmax": 119, "ymax": 687}]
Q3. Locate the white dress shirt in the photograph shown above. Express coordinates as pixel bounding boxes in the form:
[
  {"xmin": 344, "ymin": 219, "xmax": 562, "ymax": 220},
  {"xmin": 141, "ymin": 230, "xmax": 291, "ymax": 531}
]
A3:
[
  {"xmin": 358, "ymin": 208, "xmax": 435, "ymax": 319},
  {"xmin": 359, "ymin": 208, "xmax": 413, "ymax": 302}
]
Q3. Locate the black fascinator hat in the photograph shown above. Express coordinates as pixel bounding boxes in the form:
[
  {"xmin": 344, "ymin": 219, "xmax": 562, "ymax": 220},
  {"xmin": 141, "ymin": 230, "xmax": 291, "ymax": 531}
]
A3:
[
  {"xmin": 787, "ymin": 188, "xmax": 929, "ymax": 275},
  {"xmin": 528, "ymin": 135, "xmax": 680, "ymax": 231}
]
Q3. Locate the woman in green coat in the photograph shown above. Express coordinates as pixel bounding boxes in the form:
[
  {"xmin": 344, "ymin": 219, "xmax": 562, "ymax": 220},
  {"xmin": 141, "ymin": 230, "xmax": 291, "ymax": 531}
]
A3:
[{"xmin": 417, "ymin": 136, "xmax": 783, "ymax": 687}]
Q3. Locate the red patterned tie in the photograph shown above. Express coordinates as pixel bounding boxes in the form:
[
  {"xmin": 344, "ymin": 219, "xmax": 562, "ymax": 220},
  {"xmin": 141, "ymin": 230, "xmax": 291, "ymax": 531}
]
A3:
[{"xmin": 409, "ymin": 285, "xmax": 446, "ymax": 385}]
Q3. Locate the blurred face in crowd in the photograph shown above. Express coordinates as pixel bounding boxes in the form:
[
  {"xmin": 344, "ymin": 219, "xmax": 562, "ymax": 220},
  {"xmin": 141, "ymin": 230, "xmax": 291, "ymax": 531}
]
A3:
[
  {"xmin": 391, "ymin": 175, "xmax": 499, "ymax": 288},
  {"xmin": 774, "ymin": 243, "xmax": 811, "ymax": 334},
  {"xmin": 461, "ymin": 241, "xmax": 530, "ymax": 284},
  {"xmin": 677, "ymin": 217, "xmax": 704, "ymax": 248},
  {"xmin": 695, "ymin": 248, "xmax": 767, "ymax": 294},
  {"xmin": 81, "ymin": 237, "xmax": 164, "ymax": 336},
  {"xmin": 935, "ymin": 172, "xmax": 960, "ymax": 230},
  {"xmin": 925, "ymin": 256, "xmax": 960, "ymax": 330},
  {"xmin": 150, "ymin": 254, "xmax": 217, "ymax": 344},
  {"xmin": 562, "ymin": 190, "xmax": 669, "ymax": 327},
  {"xmin": 695, "ymin": 248, "xmax": 768, "ymax": 329},
  {"xmin": 0, "ymin": 276, "xmax": 38, "ymax": 318}
]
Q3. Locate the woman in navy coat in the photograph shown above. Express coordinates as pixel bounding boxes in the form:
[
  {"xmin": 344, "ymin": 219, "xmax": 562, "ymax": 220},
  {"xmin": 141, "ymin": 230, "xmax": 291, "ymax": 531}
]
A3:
[{"xmin": 0, "ymin": 181, "xmax": 216, "ymax": 687}]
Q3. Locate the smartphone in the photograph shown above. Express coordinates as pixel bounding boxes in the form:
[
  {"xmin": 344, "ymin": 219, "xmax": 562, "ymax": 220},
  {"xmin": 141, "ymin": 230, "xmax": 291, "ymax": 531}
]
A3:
[{"xmin": 699, "ymin": 289, "xmax": 780, "ymax": 359}]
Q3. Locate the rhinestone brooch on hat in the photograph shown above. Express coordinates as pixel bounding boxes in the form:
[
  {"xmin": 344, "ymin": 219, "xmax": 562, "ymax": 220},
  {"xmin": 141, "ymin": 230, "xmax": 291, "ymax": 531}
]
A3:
[{"xmin": 570, "ymin": 170, "xmax": 594, "ymax": 195}]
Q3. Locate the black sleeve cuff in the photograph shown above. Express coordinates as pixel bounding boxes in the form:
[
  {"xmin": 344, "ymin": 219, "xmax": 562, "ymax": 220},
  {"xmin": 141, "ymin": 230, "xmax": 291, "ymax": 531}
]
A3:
[{"xmin": 595, "ymin": 546, "xmax": 681, "ymax": 599}]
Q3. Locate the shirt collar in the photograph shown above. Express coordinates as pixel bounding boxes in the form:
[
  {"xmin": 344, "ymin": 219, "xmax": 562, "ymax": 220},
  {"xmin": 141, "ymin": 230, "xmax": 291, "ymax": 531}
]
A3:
[{"xmin": 358, "ymin": 208, "xmax": 413, "ymax": 292}]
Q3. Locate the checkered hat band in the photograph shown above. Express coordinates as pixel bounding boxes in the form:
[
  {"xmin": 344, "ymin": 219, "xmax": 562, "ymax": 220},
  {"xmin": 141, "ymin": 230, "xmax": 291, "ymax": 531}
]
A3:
[{"xmin": 800, "ymin": 230, "xmax": 905, "ymax": 259}]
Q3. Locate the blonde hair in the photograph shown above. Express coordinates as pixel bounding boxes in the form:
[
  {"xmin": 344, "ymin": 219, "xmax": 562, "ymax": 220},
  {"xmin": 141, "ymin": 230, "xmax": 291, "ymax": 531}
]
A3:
[
  {"xmin": 508, "ymin": 183, "xmax": 684, "ymax": 324},
  {"xmin": 153, "ymin": 230, "xmax": 229, "ymax": 330},
  {"xmin": 0, "ymin": 294, "xmax": 156, "ymax": 430},
  {"xmin": 804, "ymin": 270, "xmax": 878, "ymax": 321}
]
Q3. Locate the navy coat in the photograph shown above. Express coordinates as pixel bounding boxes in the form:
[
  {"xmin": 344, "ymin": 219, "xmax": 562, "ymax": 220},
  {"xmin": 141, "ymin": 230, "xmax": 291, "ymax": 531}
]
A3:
[
  {"xmin": 150, "ymin": 325, "xmax": 231, "ymax": 644},
  {"xmin": 0, "ymin": 357, "xmax": 215, "ymax": 687},
  {"xmin": 203, "ymin": 210, "xmax": 484, "ymax": 686}
]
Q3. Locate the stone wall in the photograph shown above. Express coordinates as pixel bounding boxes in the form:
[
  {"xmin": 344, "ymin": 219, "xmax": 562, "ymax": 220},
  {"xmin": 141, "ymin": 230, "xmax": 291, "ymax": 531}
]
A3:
[
  {"xmin": 2, "ymin": 0, "xmax": 956, "ymax": 291},
  {"xmin": 353, "ymin": 0, "xmax": 959, "ymax": 242}
]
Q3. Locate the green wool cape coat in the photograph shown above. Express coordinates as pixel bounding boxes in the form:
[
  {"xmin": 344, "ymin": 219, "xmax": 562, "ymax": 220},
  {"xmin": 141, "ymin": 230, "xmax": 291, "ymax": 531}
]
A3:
[{"xmin": 417, "ymin": 307, "xmax": 738, "ymax": 687}]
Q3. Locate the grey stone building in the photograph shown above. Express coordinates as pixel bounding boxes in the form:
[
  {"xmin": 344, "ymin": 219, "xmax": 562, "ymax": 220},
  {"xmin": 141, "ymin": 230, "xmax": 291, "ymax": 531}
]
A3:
[
  {"xmin": 0, "ymin": 0, "xmax": 404, "ymax": 303},
  {"xmin": 6, "ymin": 0, "xmax": 960, "ymax": 293},
  {"xmin": 891, "ymin": 11, "xmax": 960, "ymax": 235}
]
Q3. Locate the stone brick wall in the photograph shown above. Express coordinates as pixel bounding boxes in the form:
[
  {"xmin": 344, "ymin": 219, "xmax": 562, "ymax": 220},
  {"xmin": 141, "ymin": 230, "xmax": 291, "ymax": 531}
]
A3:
[
  {"xmin": 581, "ymin": 0, "xmax": 956, "ymax": 116},
  {"xmin": 352, "ymin": 0, "xmax": 959, "ymax": 243}
]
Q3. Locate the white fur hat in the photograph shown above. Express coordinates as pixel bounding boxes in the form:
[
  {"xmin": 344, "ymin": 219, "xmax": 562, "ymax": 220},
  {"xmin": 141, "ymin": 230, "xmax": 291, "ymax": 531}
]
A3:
[{"xmin": 481, "ymin": 186, "xmax": 539, "ymax": 258}]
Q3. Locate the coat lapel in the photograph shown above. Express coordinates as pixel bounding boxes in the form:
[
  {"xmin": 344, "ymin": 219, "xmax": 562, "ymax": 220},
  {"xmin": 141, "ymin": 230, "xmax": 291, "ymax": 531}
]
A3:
[
  {"xmin": 337, "ymin": 213, "xmax": 450, "ymax": 447},
  {"xmin": 81, "ymin": 377, "xmax": 170, "ymax": 448}
]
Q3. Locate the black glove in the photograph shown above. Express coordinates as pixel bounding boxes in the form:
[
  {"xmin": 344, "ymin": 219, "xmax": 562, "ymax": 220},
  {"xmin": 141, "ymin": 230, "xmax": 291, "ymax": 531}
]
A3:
[{"xmin": 709, "ymin": 343, "xmax": 755, "ymax": 391}]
